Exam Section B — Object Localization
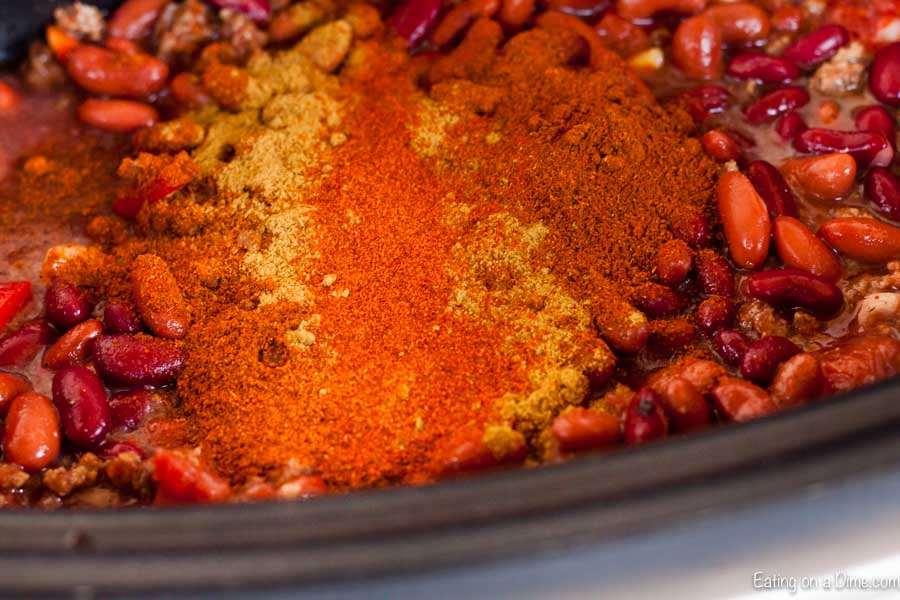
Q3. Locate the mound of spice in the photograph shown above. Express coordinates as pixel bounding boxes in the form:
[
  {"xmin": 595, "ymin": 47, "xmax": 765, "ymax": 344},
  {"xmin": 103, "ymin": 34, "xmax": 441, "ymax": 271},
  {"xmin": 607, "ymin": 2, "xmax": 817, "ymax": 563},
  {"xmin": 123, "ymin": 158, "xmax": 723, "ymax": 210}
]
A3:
[{"xmin": 167, "ymin": 15, "xmax": 716, "ymax": 487}]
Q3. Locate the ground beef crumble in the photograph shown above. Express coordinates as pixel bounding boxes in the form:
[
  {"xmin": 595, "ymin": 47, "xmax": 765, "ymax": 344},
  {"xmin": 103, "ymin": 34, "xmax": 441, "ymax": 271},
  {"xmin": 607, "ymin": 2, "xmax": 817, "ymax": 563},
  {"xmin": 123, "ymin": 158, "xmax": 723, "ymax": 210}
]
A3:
[
  {"xmin": 53, "ymin": 2, "xmax": 106, "ymax": 41},
  {"xmin": 43, "ymin": 453, "xmax": 103, "ymax": 497}
]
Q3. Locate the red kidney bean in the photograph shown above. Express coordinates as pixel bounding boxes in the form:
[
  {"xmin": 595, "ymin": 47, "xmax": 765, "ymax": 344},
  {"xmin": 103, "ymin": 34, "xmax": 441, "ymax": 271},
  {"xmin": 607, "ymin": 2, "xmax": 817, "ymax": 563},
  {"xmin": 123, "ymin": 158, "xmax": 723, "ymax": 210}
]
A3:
[
  {"xmin": 208, "ymin": 0, "xmax": 271, "ymax": 23},
  {"xmin": 152, "ymin": 449, "xmax": 231, "ymax": 504},
  {"xmin": 782, "ymin": 24, "xmax": 849, "ymax": 69},
  {"xmin": 855, "ymin": 105, "xmax": 896, "ymax": 152},
  {"xmin": 717, "ymin": 171, "xmax": 771, "ymax": 270},
  {"xmin": 52, "ymin": 366, "xmax": 111, "ymax": 450},
  {"xmin": 656, "ymin": 239, "xmax": 694, "ymax": 287},
  {"xmin": 551, "ymin": 408, "xmax": 621, "ymax": 453},
  {"xmin": 441, "ymin": 429, "xmax": 527, "ymax": 475},
  {"xmin": 696, "ymin": 250, "xmax": 735, "ymax": 297},
  {"xmin": 106, "ymin": 38, "xmax": 142, "ymax": 55},
  {"xmin": 696, "ymin": 295, "xmax": 736, "ymax": 336},
  {"xmin": 109, "ymin": 389, "xmax": 155, "ymax": 432},
  {"xmin": 671, "ymin": 209, "xmax": 713, "ymax": 248},
  {"xmin": 711, "ymin": 377, "xmax": 777, "ymax": 422},
  {"xmin": 42, "ymin": 318, "xmax": 103, "ymax": 370},
  {"xmin": 595, "ymin": 303, "xmax": 650, "ymax": 354},
  {"xmin": 580, "ymin": 340, "xmax": 617, "ymax": 390},
  {"xmin": 103, "ymin": 302, "xmax": 144, "ymax": 334},
  {"xmin": 170, "ymin": 73, "xmax": 212, "ymax": 110},
  {"xmin": 773, "ymin": 216, "xmax": 842, "ymax": 282},
  {"xmin": 499, "ymin": 0, "xmax": 535, "ymax": 27},
  {"xmin": 747, "ymin": 268, "xmax": 844, "ymax": 318},
  {"xmin": 713, "ymin": 329, "xmax": 750, "ymax": 366},
  {"xmin": 388, "ymin": 0, "xmax": 442, "ymax": 47},
  {"xmin": 0, "ymin": 320, "xmax": 56, "ymax": 368},
  {"xmin": 723, "ymin": 128, "xmax": 756, "ymax": 151},
  {"xmin": 596, "ymin": 11, "xmax": 650, "ymax": 57},
  {"xmin": 782, "ymin": 153, "xmax": 857, "ymax": 201},
  {"xmin": 649, "ymin": 360, "xmax": 714, "ymax": 397},
  {"xmin": 624, "ymin": 388, "xmax": 669, "ymax": 445},
  {"xmin": 430, "ymin": 0, "xmax": 500, "ymax": 47},
  {"xmin": 65, "ymin": 45, "xmax": 168, "ymax": 98},
  {"xmin": 700, "ymin": 129, "xmax": 741, "ymax": 161},
  {"xmin": 3, "ymin": 392, "xmax": 60, "ymax": 472},
  {"xmin": 673, "ymin": 15, "xmax": 723, "ymax": 80},
  {"xmin": 0, "ymin": 373, "xmax": 31, "ymax": 415},
  {"xmin": 727, "ymin": 53, "xmax": 799, "ymax": 83},
  {"xmin": 632, "ymin": 283, "xmax": 688, "ymax": 318},
  {"xmin": 774, "ymin": 112, "xmax": 808, "ymax": 143},
  {"xmin": 681, "ymin": 85, "xmax": 730, "ymax": 122},
  {"xmin": 78, "ymin": 99, "xmax": 159, "ymax": 133},
  {"xmin": 45, "ymin": 280, "xmax": 92, "ymax": 330},
  {"xmin": 131, "ymin": 254, "xmax": 191, "ymax": 340},
  {"xmin": 680, "ymin": 359, "xmax": 727, "ymax": 394},
  {"xmin": 744, "ymin": 86, "xmax": 810, "ymax": 125},
  {"xmin": 94, "ymin": 334, "xmax": 186, "ymax": 387},
  {"xmin": 656, "ymin": 376, "xmax": 712, "ymax": 432},
  {"xmin": 739, "ymin": 335, "xmax": 800, "ymax": 385},
  {"xmin": 649, "ymin": 318, "xmax": 697, "ymax": 354},
  {"xmin": 108, "ymin": 0, "xmax": 170, "ymax": 40},
  {"xmin": 817, "ymin": 335, "xmax": 900, "ymax": 394},
  {"xmin": 616, "ymin": 0, "xmax": 705, "ymax": 19},
  {"xmin": 703, "ymin": 2, "xmax": 769, "ymax": 43},
  {"xmin": 746, "ymin": 160, "xmax": 799, "ymax": 219},
  {"xmin": 869, "ymin": 41, "xmax": 900, "ymax": 107},
  {"xmin": 769, "ymin": 352, "xmax": 823, "ymax": 407},
  {"xmin": 793, "ymin": 128, "xmax": 893, "ymax": 169},
  {"xmin": 865, "ymin": 168, "xmax": 900, "ymax": 221},
  {"xmin": 819, "ymin": 217, "xmax": 900, "ymax": 263},
  {"xmin": 597, "ymin": 320, "xmax": 650, "ymax": 355}
]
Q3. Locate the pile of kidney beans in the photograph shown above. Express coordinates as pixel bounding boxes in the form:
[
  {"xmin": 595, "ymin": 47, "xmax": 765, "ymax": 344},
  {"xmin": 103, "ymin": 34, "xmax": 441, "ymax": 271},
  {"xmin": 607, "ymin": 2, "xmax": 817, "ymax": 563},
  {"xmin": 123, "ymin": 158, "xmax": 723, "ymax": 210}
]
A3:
[
  {"xmin": 0, "ymin": 0, "xmax": 899, "ymax": 505},
  {"xmin": 384, "ymin": 0, "xmax": 900, "ymax": 457},
  {"xmin": 0, "ymin": 277, "xmax": 180, "ymax": 485}
]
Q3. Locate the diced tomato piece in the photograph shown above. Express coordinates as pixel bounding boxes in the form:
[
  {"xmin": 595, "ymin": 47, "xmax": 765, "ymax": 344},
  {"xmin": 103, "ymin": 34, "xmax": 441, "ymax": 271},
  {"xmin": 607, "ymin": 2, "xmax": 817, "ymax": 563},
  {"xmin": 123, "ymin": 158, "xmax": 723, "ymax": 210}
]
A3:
[
  {"xmin": 113, "ymin": 169, "xmax": 195, "ymax": 220},
  {"xmin": 827, "ymin": 0, "xmax": 900, "ymax": 48},
  {"xmin": 45, "ymin": 26, "xmax": 80, "ymax": 60},
  {"xmin": 152, "ymin": 448, "xmax": 231, "ymax": 504},
  {"xmin": 0, "ymin": 282, "xmax": 32, "ymax": 332}
]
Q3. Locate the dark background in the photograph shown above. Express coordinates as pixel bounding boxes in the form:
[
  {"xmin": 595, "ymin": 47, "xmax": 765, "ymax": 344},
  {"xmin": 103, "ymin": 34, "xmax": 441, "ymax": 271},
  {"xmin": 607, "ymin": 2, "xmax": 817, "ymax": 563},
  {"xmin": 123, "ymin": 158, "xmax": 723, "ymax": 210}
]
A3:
[{"xmin": 0, "ymin": 0, "xmax": 119, "ymax": 64}]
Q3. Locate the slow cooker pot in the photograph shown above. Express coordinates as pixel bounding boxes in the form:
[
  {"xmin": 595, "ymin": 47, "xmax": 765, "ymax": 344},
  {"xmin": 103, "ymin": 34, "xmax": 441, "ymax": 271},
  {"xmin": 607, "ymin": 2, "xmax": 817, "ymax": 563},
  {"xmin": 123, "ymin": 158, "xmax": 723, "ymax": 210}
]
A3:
[{"xmin": 2, "ymin": 3, "xmax": 900, "ymax": 596}]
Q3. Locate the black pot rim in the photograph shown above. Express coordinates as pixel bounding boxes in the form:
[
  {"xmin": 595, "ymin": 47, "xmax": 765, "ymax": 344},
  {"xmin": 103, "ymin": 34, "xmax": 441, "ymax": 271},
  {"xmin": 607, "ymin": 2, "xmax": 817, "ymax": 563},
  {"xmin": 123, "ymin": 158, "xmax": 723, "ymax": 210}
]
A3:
[{"xmin": 0, "ymin": 377, "xmax": 899, "ymax": 595}]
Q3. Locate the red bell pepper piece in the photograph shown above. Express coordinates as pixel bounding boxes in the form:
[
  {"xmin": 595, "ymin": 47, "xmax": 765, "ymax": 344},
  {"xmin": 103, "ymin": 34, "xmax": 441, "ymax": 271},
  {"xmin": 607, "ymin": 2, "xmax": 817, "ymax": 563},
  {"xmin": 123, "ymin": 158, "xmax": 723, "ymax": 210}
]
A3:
[
  {"xmin": 152, "ymin": 448, "xmax": 231, "ymax": 504},
  {"xmin": 0, "ymin": 282, "xmax": 32, "ymax": 332}
]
